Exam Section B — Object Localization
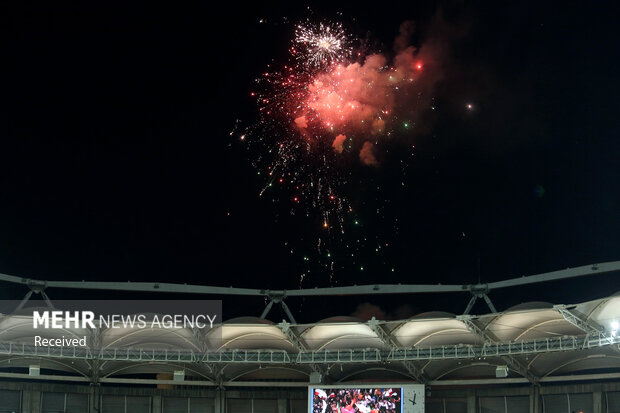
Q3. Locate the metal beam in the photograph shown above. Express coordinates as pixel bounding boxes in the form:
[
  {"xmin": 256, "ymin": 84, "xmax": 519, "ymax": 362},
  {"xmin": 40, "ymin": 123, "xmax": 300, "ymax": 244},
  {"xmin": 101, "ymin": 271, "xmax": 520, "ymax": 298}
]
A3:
[
  {"xmin": 280, "ymin": 301, "xmax": 297, "ymax": 324},
  {"xmin": 368, "ymin": 317, "xmax": 428, "ymax": 383},
  {"xmin": 0, "ymin": 372, "xmax": 89, "ymax": 382},
  {"xmin": 463, "ymin": 286, "xmax": 498, "ymax": 315},
  {"xmin": 430, "ymin": 372, "xmax": 620, "ymax": 386},
  {"xmin": 261, "ymin": 294, "xmax": 297, "ymax": 323},
  {"xmin": 3, "ymin": 370, "xmax": 619, "ymax": 387},
  {"xmin": 554, "ymin": 305, "xmax": 604, "ymax": 335},
  {"xmin": 481, "ymin": 294, "xmax": 497, "ymax": 313},
  {"xmin": 0, "ymin": 260, "xmax": 617, "ymax": 298},
  {"xmin": 457, "ymin": 315, "xmax": 539, "ymax": 384},
  {"xmin": 485, "ymin": 262, "xmax": 620, "ymax": 290},
  {"xmin": 554, "ymin": 304, "xmax": 619, "ymax": 351},
  {"xmin": 260, "ymin": 299, "xmax": 275, "ymax": 319}
]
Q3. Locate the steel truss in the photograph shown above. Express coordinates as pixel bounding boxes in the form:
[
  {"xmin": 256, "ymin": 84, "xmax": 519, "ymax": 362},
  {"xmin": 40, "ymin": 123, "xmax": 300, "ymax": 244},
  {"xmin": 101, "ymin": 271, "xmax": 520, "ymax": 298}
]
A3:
[
  {"xmin": 457, "ymin": 315, "xmax": 539, "ymax": 383},
  {"xmin": 0, "ymin": 332, "xmax": 616, "ymax": 365},
  {"xmin": 368, "ymin": 317, "xmax": 427, "ymax": 382}
]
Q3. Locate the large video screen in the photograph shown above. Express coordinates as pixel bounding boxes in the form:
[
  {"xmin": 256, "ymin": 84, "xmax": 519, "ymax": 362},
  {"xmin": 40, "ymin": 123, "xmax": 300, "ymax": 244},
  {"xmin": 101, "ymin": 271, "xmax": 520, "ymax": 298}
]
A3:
[
  {"xmin": 310, "ymin": 387, "xmax": 402, "ymax": 413},
  {"xmin": 309, "ymin": 385, "xmax": 424, "ymax": 413}
]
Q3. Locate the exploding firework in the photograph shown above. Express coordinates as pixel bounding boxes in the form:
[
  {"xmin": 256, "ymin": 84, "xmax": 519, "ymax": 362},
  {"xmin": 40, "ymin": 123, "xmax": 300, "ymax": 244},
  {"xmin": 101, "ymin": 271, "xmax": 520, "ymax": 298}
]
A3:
[
  {"xmin": 236, "ymin": 19, "xmax": 440, "ymax": 285},
  {"xmin": 294, "ymin": 22, "xmax": 351, "ymax": 67}
]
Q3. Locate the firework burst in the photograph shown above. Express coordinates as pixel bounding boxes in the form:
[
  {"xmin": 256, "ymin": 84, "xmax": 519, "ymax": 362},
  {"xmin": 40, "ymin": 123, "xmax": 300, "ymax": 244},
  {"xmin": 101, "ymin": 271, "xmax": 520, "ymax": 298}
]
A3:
[
  {"xmin": 294, "ymin": 22, "xmax": 351, "ymax": 67},
  {"xmin": 236, "ymin": 19, "xmax": 438, "ymax": 285}
]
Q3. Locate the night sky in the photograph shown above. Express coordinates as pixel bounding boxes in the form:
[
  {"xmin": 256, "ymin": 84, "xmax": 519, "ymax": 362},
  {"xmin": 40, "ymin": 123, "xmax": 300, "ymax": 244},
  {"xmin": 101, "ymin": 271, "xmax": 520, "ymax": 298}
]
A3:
[{"xmin": 2, "ymin": 2, "xmax": 619, "ymax": 322}]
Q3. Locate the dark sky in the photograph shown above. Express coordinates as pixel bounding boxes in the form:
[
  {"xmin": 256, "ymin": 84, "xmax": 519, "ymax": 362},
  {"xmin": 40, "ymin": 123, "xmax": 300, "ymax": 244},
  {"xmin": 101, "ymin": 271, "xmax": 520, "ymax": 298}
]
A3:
[{"xmin": 2, "ymin": 2, "xmax": 619, "ymax": 321}]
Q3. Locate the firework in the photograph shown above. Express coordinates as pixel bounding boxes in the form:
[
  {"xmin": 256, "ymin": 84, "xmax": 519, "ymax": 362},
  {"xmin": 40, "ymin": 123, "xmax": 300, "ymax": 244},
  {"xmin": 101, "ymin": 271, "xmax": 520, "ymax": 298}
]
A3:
[
  {"xmin": 237, "ymin": 19, "xmax": 438, "ymax": 284},
  {"xmin": 294, "ymin": 22, "xmax": 351, "ymax": 67},
  {"xmin": 248, "ymin": 19, "xmax": 431, "ymax": 216}
]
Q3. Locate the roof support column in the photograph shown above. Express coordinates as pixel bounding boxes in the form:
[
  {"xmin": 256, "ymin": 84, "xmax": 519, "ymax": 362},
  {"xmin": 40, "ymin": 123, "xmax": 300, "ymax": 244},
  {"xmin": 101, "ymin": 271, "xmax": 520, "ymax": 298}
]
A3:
[
  {"xmin": 457, "ymin": 315, "xmax": 539, "ymax": 384},
  {"xmin": 368, "ymin": 317, "xmax": 427, "ymax": 383},
  {"xmin": 278, "ymin": 320, "xmax": 326, "ymax": 380}
]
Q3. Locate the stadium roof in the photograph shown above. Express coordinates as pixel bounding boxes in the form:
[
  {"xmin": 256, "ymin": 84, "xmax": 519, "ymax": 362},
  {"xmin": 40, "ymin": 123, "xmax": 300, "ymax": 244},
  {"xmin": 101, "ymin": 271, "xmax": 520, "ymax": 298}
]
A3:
[{"xmin": 0, "ymin": 294, "xmax": 618, "ymax": 387}]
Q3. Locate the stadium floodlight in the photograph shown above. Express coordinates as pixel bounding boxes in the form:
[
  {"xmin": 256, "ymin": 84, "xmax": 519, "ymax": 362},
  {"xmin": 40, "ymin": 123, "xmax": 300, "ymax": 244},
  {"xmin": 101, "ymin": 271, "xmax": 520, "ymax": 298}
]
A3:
[
  {"xmin": 173, "ymin": 370, "xmax": 185, "ymax": 382},
  {"xmin": 29, "ymin": 365, "xmax": 40, "ymax": 377},
  {"xmin": 495, "ymin": 365, "xmax": 509, "ymax": 378},
  {"xmin": 309, "ymin": 372, "xmax": 322, "ymax": 384}
]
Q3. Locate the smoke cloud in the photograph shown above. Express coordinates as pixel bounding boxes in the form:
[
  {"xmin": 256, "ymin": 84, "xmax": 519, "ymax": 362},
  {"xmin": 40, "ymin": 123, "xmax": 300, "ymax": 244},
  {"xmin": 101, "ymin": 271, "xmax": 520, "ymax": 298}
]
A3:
[
  {"xmin": 332, "ymin": 134, "xmax": 347, "ymax": 153},
  {"xmin": 294, "ymin": 115, "xmax": 308, "ymax": 129},
  {"xmin": 351, "ymin": 302, "xmax": 418, "ymax": 321},
  {"xmin": 359, "ymin": 141, "xmax": 378, "ymax": 166},
  {"xmin": 297, "ymin": 17, "xmax": 451, "ymax": 164}
]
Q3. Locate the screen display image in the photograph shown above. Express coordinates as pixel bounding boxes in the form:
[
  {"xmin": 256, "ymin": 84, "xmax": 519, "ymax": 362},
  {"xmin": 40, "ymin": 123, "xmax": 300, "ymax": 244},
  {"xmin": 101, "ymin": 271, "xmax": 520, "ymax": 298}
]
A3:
[{"xmin": 311, "ymin": 387, "xmax": 403, "ymax": 413}]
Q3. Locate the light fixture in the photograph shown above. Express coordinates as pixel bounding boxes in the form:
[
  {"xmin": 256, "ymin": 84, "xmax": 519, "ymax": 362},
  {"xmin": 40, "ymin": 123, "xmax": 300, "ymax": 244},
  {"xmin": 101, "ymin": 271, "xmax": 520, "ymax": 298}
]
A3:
[
  {"xmin": 29, "ymin": 365, "xmax": 40, "ymax": 377},
  {"xmin": 173, "ymin": 370, "xmax": 185, "ymax": 382},
  {"xmin": 309, "ymin": 372, "xmax": 322, "ymax": 384},
  {"xmin": 495, "ymin": 365, "xmax": 509, "ymax": 378}
]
